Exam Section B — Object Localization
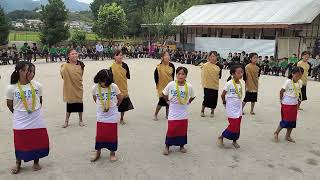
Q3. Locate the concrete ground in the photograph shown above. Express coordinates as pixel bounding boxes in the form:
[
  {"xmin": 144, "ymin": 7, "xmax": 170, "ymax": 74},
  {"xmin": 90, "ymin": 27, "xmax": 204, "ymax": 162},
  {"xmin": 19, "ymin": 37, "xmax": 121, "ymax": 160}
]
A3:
[{"xmin": 0, "ymin": 58, "xmax": 319, "ymax": 180}]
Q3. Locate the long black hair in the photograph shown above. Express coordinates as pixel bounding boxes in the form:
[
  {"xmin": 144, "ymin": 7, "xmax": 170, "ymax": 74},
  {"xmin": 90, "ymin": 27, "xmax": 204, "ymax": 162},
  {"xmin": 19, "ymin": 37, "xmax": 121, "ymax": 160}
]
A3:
[
  {"xmin": 94, "ymin": 69, "xmax": 114, "ymax": 87},
  {"xmin": 10, "ymin": 61, "xmax": 31, "ymax": 84},
  {"xmin": 288, "ymin": 66, "xmax": 304, "ymax": 79}
]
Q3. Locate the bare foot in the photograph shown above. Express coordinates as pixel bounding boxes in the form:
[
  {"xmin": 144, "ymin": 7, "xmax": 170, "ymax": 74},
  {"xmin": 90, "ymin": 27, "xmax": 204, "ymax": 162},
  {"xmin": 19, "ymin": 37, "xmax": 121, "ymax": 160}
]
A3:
[
  {"xmin": 33, "ymin": 163, "xmax": 42, "ymax": 171},
  {"xmin": 163, "ymin": 147, "xmax": 169, "ymax": 155},
  {"xmin": 201, "ymin": 112, "xmax": 205, "ymax": 117},
  {"xmin": 62, "ymin": 121, "xmax": 69, "ymax": 128},
  {"xmin": 286, "ymin": 137, "xmax": 296, "ymax": 143},
  {"xmin": 153, "ymin": 115, "xmax": 159, "ymax": 121},
  {"xmin": 232, "ymin": 141, "xmax": 240, "ymax": 149},
  {"xmin": 79, "ymin": 121, "xmax": 85, "ymax": 127},
  {"xmin": 180, "ymin": 147, "xmax": 187, "ymax": 153},
  {"xmin": 11, "ymin": 162, "xmax": 21, "ymax": 174},
  {"xmin": 217, "ymin": 137, "xmax": 224, "ymax": 148},
  {"xmin": 90, "ymin": 151, "xmax": 101, "ymax": 162},
  {"xmin": 120, "ymin": 120, "xmax": 126, "ymax": 125},
  {"xmin": 274, "ymin": 132, "xmax": 279, "ymax": 143},
  {"xmin": 250, "ymin": 112, "xmax": 256, "ymax": 115},
  {"xmin": 110, "ymin": 154, "xmax": 117, "ymax": 162}
]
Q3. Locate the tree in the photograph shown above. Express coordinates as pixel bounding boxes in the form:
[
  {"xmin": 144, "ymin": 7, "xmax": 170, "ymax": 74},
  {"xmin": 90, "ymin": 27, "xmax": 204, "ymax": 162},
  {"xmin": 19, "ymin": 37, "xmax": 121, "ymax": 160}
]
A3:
[
  {"xmin": 143, "ymin": 0, "xmax": 181, "ymax": 42},
  {"xmin": 39, "ymin": 0, "xmax": 69, "ymax": 46},
  {"xmin": 0, "ymin": 6, "xmax": 9, "ymax": 45},
  {"xmin": 71, "ymin": 30, "xmax": 86, "ymax": 47},
  {"xmin": 7, "ymin": 10, "xmax": 40, "ymax": 21},
  {"xmin": 90, "ymin": 0, "xmax": 117, "ymax": 19},
  {"xmin": 94, "ymin": 3, "xmax": 127, "ymax": 39}
]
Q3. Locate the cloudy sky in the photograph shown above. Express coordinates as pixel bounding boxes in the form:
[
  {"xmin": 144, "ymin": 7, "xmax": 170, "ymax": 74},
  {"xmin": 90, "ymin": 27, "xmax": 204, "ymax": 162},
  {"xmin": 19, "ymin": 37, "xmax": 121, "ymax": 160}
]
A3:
[{"xmin": 77, "ymin": 0, "xmax": 93, "ymax": 3}]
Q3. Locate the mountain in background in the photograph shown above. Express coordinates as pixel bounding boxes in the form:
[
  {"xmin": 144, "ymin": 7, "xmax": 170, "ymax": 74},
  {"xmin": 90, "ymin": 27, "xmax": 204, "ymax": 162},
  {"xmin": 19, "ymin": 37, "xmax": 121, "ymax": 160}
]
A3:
[{"xmin": 1, "ymin": 0, "xmax": 90, "ymax": 13}]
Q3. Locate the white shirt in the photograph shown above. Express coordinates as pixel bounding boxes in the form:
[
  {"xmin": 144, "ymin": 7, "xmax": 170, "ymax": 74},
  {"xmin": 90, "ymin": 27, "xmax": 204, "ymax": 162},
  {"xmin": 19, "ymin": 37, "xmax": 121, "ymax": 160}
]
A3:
[
  {"xmin": 163, "ymin": 81, "xmax": 195, "ymax": 120},
  {"xmin": 92, "ymin": 83, "xmax": 121, "ymax": 122},
  {"xmin": 96, "ymin": 44, "xmax": 104, "ymax": 52},
  {"xmin": 6, "ymin": 80, "xmax": 42, "ymax": 112},
  {"xmin": 282, "ymin": 79, "xmax": 303, "ymax": 105},
  {"xmin": 223, "ymin": 80, "xmax": 243, "ymax": 118}
]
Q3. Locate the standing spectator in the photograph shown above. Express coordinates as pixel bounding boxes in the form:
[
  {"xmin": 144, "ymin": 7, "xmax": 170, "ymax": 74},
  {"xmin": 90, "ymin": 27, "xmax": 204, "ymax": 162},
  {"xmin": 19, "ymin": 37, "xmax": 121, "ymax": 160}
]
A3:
[
  {"xmin": 32, "ymin": 43, "xmax": 38, "ymax": 62},
  {"xmin": 81, "ymin": 46, "xmax": 87, "ymax": 60},
  {"xmin": 96, "ymin": 42, "xmax": 104, "ymax": 61},
  {"xmin": 20, "ymin": 43, "xmax": 28, "ymax": 61},
  {"xmin": 42, "ymin": 44, "xmax": 49, "ymax": 63},
  {"xmin": 50, "ymin": 45, "xmax": 58, "ymax": 62}
]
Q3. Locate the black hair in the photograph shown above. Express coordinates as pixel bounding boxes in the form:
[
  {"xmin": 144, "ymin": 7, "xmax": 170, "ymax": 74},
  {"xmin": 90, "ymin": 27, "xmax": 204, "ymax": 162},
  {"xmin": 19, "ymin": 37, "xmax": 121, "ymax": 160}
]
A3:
[
  {"xmin": 288, "ymin": 66, "xmax": 304, "ymax": 79},
  {"xmin": 249, "ymin": 52, "xmax": 258, "ymax": 60},
  {"xmin": 301, "ymin": 51, "xmax": 311, "ymax": 57},
  {"xmin": 113, "ymin": 49, "xmax": 122, "ymax": 58},
  {"xmin": 227, "ymin": 65, "xmax": 243, "ymax": 81},
  {"xmin": 10, "ymin": 61, "xmax": 30, "ymax": 84},
  {"xmin": 94, "ymin": 69, "xmax": 114, "ymax": 87},
  {"xmin": 209, "ymin": 51, "xmax": 218, "ymax": 57},
  {"xmin": 176, "ymin": 66, "xmax": 188, "ymax": 76}
]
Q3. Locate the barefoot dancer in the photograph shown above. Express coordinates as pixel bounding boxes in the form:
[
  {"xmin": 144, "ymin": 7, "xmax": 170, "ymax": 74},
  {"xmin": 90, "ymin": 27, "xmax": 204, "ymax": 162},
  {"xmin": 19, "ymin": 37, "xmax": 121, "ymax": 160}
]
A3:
[
  {"xmin": 154, "ymin": 51, "xmax": 175, "ymax": 120},
  {"xmin": 297, "ymin": 51, "xmax": 311, "ymax": 110},
  {"xmin": 218, "ymin": 65, "xmax": 244, "ymax": 149},
  {"xmin": 162, "ymin": 67, "xmax": 196, "ymax": 155},
  {"xmin": 274, "ymin": 67, "xmax": 304, "ymax": 143},
  {"xmin": 91, "ymin": 69, "xmax": 123, "ymax": 162},
  {"xmin": 110, "ymin": 50, "xmax": 134, "ymax": 125},
  {"xmin": 243, "ymin": 53, "xmax": 260, "ymax": 115},
  {"xmin": 200, "ymin": 51, "xmax": 222, "ymax": 118},
  {"xmin": 60, "ymin": 48, "xmax": 85, "ymax": 128},
  {"xmin": 6, "ymin": 62, "xmax": 49, "ymax": 174}
]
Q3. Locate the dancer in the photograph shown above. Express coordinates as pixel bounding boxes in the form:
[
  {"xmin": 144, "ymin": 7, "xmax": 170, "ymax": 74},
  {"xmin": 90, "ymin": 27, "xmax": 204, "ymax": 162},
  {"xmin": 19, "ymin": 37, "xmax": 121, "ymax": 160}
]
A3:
[
  {"xmin": 217, "ymin": 65, "xmax": 244, "ymax": 148},
  {"xmin": 154, "ymin": 51, "xmax": 175, "ymax": 120},
  {"xmin": 243, "ymin": 53, "xmax": 260, "ymax": 115},
  {"xmin": 6, "ymin": 62, "xmax": 49, "ymax": 174},
  {"xmin": 274, "ymin": 67, "xmax": 304, "ymax": 143},
  {"xmin": 297, "ymin": 51, "xmax": 311, "ymax": 110},
  {"xmin": 91, "ymin": 69, "xmax": 123, "ymax": 162},
  {"xmin": 60, "ymin": 49, "xmax": 85, "ymax": 128},
  {"xmin": 110, "ymin": 50, "xmax": 134, "ymax": 125},
  {"xmin": 162, "ymin": 67, "xmax": 196, "ymax": 155},
  {"xmin": 201, "ymin": 51, "xmax": 222, "ymax": 118}
]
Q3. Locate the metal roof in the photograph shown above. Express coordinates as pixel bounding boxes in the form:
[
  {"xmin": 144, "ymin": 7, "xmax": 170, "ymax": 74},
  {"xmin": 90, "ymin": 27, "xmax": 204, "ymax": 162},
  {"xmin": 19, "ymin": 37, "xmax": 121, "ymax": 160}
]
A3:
[{"xmin": 173, "ymin": 0, "xmax": 320, "ymax": 26}]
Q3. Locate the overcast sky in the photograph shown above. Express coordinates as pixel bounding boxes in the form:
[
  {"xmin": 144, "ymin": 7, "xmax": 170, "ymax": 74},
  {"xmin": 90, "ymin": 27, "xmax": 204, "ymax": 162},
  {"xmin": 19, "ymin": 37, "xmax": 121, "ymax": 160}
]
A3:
[{"xmin": 77, "ymin": 0, "xmax": 93, "ymax": 3}]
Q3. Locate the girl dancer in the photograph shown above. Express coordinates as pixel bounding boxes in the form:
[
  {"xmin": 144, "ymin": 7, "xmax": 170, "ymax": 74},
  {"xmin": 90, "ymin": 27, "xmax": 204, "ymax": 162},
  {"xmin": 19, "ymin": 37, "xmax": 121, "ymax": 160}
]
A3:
[
  {"xmin": 6, "ymin": 62, "xmax": 49, "ymax": 173},
  {"xmin": 154, "ymin": 51, "xmax": 175, "ymax": 120},
  {"xmin": 91, "ymin": 69, "xmax": 123, "ymax": 162},
  {"xmin": 274, "ymin": 67, "xmax": 304, "ymax": 143},
  {"xmin": 162, "ymin": 67, "xmax": 196, "ymax": 155}
]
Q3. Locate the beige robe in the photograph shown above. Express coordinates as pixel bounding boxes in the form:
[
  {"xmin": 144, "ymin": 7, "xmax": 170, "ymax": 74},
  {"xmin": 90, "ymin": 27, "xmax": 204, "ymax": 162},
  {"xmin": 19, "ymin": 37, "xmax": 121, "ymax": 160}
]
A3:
[{"xmin": 60, "ymin": 63, "xmax": 84, "ymax": 103}]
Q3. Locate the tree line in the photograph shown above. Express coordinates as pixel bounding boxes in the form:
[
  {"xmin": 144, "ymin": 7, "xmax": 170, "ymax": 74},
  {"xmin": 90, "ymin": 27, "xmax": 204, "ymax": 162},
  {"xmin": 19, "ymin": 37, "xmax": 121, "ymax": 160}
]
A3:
[{"xmin": 0, "ymin": 0, "xmax": 248, "ymax": 46}]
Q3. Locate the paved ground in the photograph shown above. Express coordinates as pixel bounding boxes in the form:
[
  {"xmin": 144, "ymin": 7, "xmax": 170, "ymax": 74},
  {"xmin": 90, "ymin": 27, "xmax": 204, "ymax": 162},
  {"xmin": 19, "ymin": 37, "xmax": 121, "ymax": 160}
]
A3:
[{"xmin": 0, "ymin": 59, "xmax": 319, "ymax": 180}]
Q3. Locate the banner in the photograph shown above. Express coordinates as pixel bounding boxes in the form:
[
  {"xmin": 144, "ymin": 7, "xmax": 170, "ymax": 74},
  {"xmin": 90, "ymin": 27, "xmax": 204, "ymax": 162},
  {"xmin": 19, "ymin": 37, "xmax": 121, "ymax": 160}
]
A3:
[{"xmin": 195, "ymin": 37, "xmax": 276, "ymax": 58}]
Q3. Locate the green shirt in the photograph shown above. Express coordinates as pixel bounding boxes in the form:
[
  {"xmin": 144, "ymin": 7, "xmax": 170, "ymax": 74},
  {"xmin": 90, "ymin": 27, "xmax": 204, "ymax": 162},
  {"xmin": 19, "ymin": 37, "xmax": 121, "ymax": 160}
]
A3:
[
  {"xmin": 289, "ymin": 57, "xmax": 298, "ymax": 64},
  {"xmin": 50, "ymin": 47, "xmax": 57, "ymax": 54},
  {"xmin": 20, "ymin": 45, "xmax": 28, "ymax": 53},
  {"xmin": 279, "ymin": 59, "xmax": 288, "ymax": 68},
  {"xmin": 269, "ymin": 61, "xmax": 276, "ymax": 67},
  {"xmin": 60, "ymin": 47, "xmax": 68, "ymax": 54}
]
